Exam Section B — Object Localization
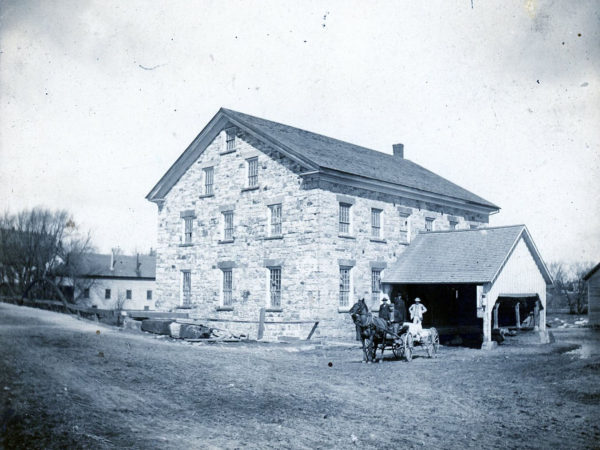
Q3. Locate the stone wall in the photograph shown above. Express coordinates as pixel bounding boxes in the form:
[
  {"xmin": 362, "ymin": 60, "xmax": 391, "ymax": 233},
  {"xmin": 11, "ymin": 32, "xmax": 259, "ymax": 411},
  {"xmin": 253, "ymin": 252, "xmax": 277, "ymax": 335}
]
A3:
[{"xmin": 155, "ymin": 125, "xmax": 488, "ymax": 340}]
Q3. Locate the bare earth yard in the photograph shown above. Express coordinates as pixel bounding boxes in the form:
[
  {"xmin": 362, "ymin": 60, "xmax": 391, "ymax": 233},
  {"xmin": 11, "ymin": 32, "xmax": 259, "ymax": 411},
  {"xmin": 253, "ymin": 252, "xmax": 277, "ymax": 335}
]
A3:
[{"xmin": 1, "ymin": 303, "xmax": 599, "ymax": 449}]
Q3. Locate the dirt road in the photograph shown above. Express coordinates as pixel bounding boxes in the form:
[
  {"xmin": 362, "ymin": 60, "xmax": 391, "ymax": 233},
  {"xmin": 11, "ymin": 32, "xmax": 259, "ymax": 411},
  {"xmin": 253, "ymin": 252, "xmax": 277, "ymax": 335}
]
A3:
[{"xmin": 1, "ymin": 303, "xmax": 599, "ymax": 449}]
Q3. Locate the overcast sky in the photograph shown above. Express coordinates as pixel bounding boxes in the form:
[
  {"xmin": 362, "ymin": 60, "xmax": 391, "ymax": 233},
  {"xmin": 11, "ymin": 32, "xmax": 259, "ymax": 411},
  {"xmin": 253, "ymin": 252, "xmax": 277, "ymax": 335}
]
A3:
[{"xmin": 1, "ymin": 0, "xmax": 598, "ymax": 264}]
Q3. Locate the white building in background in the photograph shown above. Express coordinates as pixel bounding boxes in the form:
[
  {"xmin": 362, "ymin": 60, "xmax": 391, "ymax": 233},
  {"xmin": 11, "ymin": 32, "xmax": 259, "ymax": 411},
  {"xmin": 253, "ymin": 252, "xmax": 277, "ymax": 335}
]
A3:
[{"xmin": 75, "ymin": 252, "xmax": 156, "ymax": 310}]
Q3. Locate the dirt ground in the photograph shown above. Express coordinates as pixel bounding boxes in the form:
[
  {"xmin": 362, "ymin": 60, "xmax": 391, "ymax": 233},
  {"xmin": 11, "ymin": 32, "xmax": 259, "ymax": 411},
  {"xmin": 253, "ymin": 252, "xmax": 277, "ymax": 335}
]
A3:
[{"xmin": 1, "ymin": 303, "xmax": 599, "ymax": 449}]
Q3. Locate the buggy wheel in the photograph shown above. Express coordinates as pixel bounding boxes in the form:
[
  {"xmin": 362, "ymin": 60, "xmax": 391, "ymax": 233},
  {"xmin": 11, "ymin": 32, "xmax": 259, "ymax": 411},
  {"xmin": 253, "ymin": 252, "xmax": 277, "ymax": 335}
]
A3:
[
  {"xmin": 430, "ymin": 328, "xmax": 439, "ymax": 355},
  {"xmin": 403, "ymin": 333, "xmax": 413, "ymax": 362}
]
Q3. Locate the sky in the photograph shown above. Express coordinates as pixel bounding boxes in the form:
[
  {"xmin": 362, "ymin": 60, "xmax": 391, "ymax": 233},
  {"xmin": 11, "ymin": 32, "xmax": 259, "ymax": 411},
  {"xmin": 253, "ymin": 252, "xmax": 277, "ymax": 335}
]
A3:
[{"xmin": 1, "ymin": 0, "xmax": 599, "ymax": 265}]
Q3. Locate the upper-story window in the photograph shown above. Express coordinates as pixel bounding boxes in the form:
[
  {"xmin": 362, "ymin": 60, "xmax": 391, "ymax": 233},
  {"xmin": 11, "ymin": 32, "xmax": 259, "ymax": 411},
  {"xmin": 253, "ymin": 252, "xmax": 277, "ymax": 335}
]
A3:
[
  {"xmin": 226, "ymin": 129, "xmax": 236, "ymax": 152},
  {"xmin": 425, "ymin": 217, "xmax": 435, "ymax": 232},
  {"xmin": 146, "ymin": 290, "xmax": 152, "ymax": 300},
  {"xmin": 247, "ymin": 157, "xmax": 259, "ymax": 188},
  {"xmin": 203, "ymin": 167, "xmax": 214, "ymax": 195},
  {"xmin": 371, "ymin": 269, "xmax": 381, "ymax": 306},
  {"xmin": 339, "ymin": 203, "xmax": 352, "ymax": 234},
  {"xmin": 181, "ymin": 270, "xmax": 191, "ymax": 306},
  {"xmin": 371, "ymin": 208, "xmax": 383, "ymax": 239},
  {"xmin": 399, "ymin": 214, "xmax": 411, "ymax": 243},
  {"xmin": 183, "ymin": 217, "xmax": 193, "ymax": 244},
  {"xmin": 105, "ymin": 289, "xmax": 111, "ymax": 299},
  {"xmin": 223, "ymin": 211, "xmax": 234, "ymax": 241},
  {"xmin": 269, "ymin": 203, "xmax": 282, "ymax": 236},
  {"xmin": 126, "ymin": 289, "xmax": 132, "ymax": 300}
]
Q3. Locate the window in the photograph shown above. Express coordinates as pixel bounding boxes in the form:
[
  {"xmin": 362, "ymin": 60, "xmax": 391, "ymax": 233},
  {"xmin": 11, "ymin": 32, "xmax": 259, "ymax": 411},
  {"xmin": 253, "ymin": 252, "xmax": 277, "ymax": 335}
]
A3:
[
  {"xmin": 126, "ymin": 289, "xmax": 132, "ymax": 300},
  {"xmin": 449, "ymin": 220, "xmax": 458, "ymax": 230},
  {"xmin": 247, "ymin": 157, "xmax": 258, "ymax": 187},
  {"xmin": 269, "ymin": 203, "xmax": 282, "ymax": 236},
  {"xmin": 222, "ymin": 269, "xmax": 233, "ymax": 306},
  {"xmin": 339, "ymin": 203, "xmax": 351, "ymax": 234},
  {"xmin": 226, "ymin": 129, "xmax": 236, "ymax": 151},
  {"xmin": 399, "ymin": 214, "xmax": 411, "ymax": 243},
  {"xmin": 371, "ymin": 208, "xmax": 382, "ymax": 238},
  {"xmin": 181, "ymin": 271, "xmax": 191, "ymax": 306},
  {"xmin": 83, "ymin": 288, "xmax": 90, "ymax": 299},
  {"xmin": 203, "ymin": 167, "xmax": 214, "ymax": 195},
  {"xmin": 223, "ymin": 211, "xmax": 234, "ymax": 240},
  {"xmin": 371, "ymin": 270, "xmax": 381, "ymax": 305},
  {"xmin": 146, "ymin": 290, "xmax": 152, "ymax": 300},
  {"xmin": 269, "ymin": 268, "xmax": 281, "ymax": 308},
  {"xmin": 425, "ymin": 217, "xmax": 434, "ymax": 232},
  {"xmin": 339, "ymin": 267, "xmax": 351, "ymax": 307},
  {"xmin": 183, "ymin": 217, "xmax": 193, "ymax": 244},
  {"xmin": 105, "ymin": 289, "xmax": 111, "ymax": 299}
]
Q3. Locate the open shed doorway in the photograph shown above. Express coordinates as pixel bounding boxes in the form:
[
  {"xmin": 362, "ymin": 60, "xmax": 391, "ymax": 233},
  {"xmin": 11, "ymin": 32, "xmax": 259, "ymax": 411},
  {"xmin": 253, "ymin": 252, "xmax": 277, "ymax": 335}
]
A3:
[
  {"xmin": 388, "ymin": 284, "xmax": 483, "ymax": 348},
  {"xmin": 493, "ymin": 295, "xmax": 541, "ymax": 330}
]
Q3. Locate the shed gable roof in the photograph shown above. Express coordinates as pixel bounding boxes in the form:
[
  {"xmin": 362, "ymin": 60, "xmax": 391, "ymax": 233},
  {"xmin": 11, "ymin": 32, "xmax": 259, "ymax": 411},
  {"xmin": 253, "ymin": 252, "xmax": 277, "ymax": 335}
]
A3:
[
  {"xmin": 146, "ymin": 108, "xmax": 499, "ymax": 211},
  {"xmin": 382, "ymin": 225, "xmax": 552, "ymax": 285},
  {"xmin": 73, "ymin": 253, "xmax": 156, "ymax": 279}
]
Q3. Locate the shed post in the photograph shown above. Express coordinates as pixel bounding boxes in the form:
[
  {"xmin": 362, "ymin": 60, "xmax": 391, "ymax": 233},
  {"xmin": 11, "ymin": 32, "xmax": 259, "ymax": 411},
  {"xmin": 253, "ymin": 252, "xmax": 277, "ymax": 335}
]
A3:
[
  {"xmin": 515, "ymin": 303, "xmax": 521, "ymax": 329},
  {"xmin": 481, "ymin": 293, "xmax": 494, "ymax": 349},
  {"xmin": 493, "ymin": 302, "xmax": 500, "ymax": 329}
]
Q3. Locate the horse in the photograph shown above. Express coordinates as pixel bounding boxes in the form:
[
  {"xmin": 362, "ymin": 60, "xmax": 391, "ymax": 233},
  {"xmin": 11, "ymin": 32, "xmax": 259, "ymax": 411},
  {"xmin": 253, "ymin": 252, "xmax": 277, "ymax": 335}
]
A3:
[{"xmin": 349, "ymin": 299, "xmax": 392, "ymax": 363}]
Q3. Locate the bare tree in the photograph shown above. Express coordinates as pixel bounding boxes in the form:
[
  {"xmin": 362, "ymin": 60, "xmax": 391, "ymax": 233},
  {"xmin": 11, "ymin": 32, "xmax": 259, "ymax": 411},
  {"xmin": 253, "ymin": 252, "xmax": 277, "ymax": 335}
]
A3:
[
  {"xmin": 0, "ymin": 208, "xmax": 94, "ymax": 306},
  {"xmin": 549, "ymin": 260, "xmax": 595, "ymax": 314}
]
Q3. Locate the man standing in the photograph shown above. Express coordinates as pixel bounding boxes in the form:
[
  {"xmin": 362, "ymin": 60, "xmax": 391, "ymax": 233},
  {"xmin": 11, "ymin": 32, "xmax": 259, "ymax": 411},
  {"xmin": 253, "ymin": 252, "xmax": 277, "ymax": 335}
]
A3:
[
  {"xmin": 409, "ymin": 297, "xmax": 427, "ymax": 325},
  {"xmin": 392, "ymin": 294, "xmax": 407, "ymax": 325},
  {"xmin": 379, "ymin": 297, "xmax": 392, "ymax": 324}
]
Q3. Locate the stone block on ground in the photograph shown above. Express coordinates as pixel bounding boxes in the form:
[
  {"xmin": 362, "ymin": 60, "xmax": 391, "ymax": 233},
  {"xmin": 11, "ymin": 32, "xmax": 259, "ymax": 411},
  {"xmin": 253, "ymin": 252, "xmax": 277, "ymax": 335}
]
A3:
[
  {"xmin": 169, "ymin": 322, "xmax": 182, "ymax": 338},
  {"xmin": 123, "ymin": 317, "xmax": 142, "ymax": 332},
  {"xmin": 179, "ymin": 323, "xmax": 212, "ymax": 339},
  {"xmin": 141, "ymin": 319, "xmax": 174, "ymax": 335}
]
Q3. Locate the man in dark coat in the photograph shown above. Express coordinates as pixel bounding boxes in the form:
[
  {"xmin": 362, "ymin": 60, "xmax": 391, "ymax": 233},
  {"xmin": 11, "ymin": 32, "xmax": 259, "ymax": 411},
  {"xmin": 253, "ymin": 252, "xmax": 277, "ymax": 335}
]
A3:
[
  {"xmin": 379, "ymin": 297, "xmax": 392, "ymax": 323},
  {"xmin": 392, "ymin": 294, "xmax": 407, "ymax": 324}
]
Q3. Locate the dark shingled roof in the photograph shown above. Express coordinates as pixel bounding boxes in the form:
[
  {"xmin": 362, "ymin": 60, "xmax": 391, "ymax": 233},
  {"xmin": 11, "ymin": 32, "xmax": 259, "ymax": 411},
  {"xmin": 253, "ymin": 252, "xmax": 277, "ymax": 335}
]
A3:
[
  {"xmin": 382, "ymin": 225, "xmax": 551, "ymax": 284},
  {"xmin": 221, "ymin": 109, "xmax": 498, "ymax": 209},
  {"xmin": 74, "ymin": 253, "xmax": 156, "ymax": 279}
]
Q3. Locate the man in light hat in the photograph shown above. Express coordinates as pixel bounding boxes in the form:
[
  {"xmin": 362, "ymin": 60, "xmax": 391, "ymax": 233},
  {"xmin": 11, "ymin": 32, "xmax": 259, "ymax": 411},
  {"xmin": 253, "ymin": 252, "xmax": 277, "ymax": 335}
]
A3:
[{"xmin": 409, "ymin": 297, "xmax": 427, "ymax": 325}]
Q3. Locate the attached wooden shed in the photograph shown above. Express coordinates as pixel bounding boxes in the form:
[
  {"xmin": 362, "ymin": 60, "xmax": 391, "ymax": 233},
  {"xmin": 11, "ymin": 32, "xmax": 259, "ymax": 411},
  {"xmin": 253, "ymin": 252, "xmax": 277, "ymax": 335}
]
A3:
[
  {"xmin": 583, "ymin": 263, "xmax": 600, "ymax": 326},
  {"xmin": 382, "ymin": 225, "xmax": 553, "ymax": 349}
]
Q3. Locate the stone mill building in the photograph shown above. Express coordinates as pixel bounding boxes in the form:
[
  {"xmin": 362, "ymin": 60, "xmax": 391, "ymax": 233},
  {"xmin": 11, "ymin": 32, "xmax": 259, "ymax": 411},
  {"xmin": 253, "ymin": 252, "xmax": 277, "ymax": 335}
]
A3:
[{"xmin": 146, "ymin": 108, "xmax": 550, "ymax": 343}]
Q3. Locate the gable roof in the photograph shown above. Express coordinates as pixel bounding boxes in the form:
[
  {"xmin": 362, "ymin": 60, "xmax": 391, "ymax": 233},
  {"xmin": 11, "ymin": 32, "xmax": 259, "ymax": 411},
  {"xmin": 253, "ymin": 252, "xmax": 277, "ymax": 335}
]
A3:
[
  {"xmin": 382, "ymin": 225, "xmax": 552, "ymax": 285},
  {"xmin": 583, "ymin": 262, "xmax": 600, "ymax": 281},
  {"xmin": 73, "ymin": 253, "xmax": 156, "ymax": 279},
  {"xmin": 147, "ymin": 108, "xmax": 499, "ymax": 212}
]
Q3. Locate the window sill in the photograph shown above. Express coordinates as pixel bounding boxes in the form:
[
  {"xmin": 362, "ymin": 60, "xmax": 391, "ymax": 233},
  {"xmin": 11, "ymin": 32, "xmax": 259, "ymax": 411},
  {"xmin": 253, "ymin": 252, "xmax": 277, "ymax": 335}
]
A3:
[
  {"xmin": 218, "ymin": 239, "xmax": 234, "ymax": 244},
  {"xmin": 179, "ymin": 243, "xmax": 194, "ymax": 247},
  {"xmin": 199, "ymin": 193, "xmax": 214, "ymax": 199},
  {"xmin": 338, "ymin": 234, "xmax": 356, "ymax": 240},
  {"xmin": 219, "ymin": 149, "xmax": 236, "ymax": 155},
  {"xmin": 266, "ymin": 308, "xmax": 283, "ymax": 313},
  {"xmin": 241, "ymin": 186, "xmax": 260, "ymax": 192},
  {"xmin": 370, "ymin": 238, "xmax": 387, "ymax": 243},
  {"xmin": 216, "ymin": 306, "xmax": 234, "ymax": 312},
  {"xmin": 264, "ymin": 235, "xmax": 283, "ymax": 240}
]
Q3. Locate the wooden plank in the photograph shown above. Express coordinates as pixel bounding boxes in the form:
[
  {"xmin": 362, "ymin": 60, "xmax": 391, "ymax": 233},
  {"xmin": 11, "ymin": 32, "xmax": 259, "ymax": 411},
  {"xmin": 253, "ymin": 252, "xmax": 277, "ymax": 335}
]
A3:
[
  {"xmin": 306, "ymin": 321, "xmax": 319, "ymax": 340},
  {"xmin": 257, "ymin": 307, "xmax": 265, "ymax": 340}
]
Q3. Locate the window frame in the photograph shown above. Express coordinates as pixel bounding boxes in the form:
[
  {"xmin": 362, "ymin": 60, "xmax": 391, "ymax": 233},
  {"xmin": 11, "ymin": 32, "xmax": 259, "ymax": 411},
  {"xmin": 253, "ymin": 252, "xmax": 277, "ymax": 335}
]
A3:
[
  {"xmin": 146, "ymin": 290, "xmax": 152, "ymax": 300},
  {"xmin": 425, "ymin": 217, "xmax": 435, "ymax": 232},
  {"xmin": 223, "ymin": 210, "xmax": 234, "ymax": 241},
  {"xmin": 339, "ymin": 266, "xmax": 352, "ymax": 308},
  {"xmin": 225, "ymin": 128, "xmax": 236, "ymax": 152},
  {"xmin": 105, "ymin": 288, "xmax": 111, "ymax": 300},
  {"xmin": 338, "ymin": 203, "xmax": 352, "ymax": 235},
  {"xmin": 371, "ymin": 269, "xmax": 381, "ymax": 306},
  {"xmin": 203, "ymin": 166, "xmax": 214, "ymax": 196},
  {"xmin": 269, "ymin": 203, "xmax": 282, "ymax": 237},
  {"xmin": 268, "ymin": 267, "xmax": 282, "ymax": 308},
  {"xmin": 181, "ymin": 270, "xmax": 191, "ymax": 307},
  {"xmin": 399, "ymin": 213, "xmax": 411, "ymax": 243},
  {"xmin": 126, "ymin": 289, "xmax": 132, "ymax": 300},
  {"xmin": 222, "ymin": 269, "xmax": 233, "ymax": 307},
  {"xmin": 247, "ymin": 157, "xmax": 259, "ymax": 188},
  {"xmin": 183, "ymin": 216, "xmax": 193, "ymax": 244},
  {"xmin": 371, "ymin": 208, "xmax": 383, "ymax": 239}
]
